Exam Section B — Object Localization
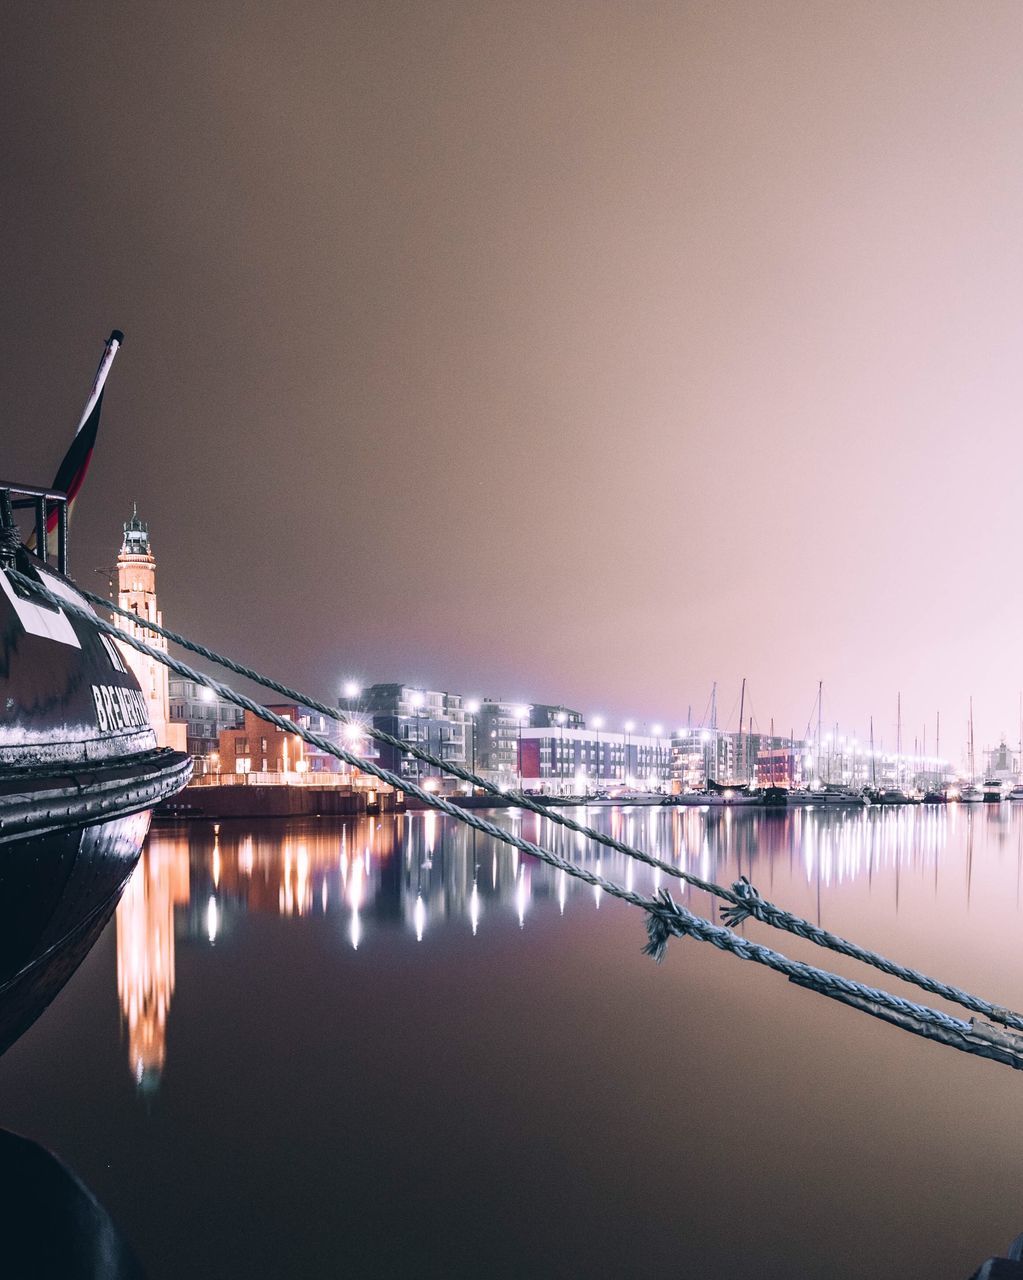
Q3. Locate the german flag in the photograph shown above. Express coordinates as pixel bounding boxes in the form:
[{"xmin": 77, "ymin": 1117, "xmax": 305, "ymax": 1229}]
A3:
[{"xmin": 28, "ymin": 330, "xmax": 123, "ymax": 549}]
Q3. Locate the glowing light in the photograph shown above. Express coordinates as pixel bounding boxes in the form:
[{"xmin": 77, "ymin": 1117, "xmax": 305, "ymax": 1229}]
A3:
[
  {"xmin": 342, "ymin": 722, "xmax": 363, "ymax": 742},
  {"xmin": 200, "ymin": 687, "xmax": 215, "ymax": 703},
  {"xmin": 206, "ymin": 895, "xmax": 218, "ymax": 944},
  {"xmin": 592, "ymin": 715, "xmax": 604, "ymax": 729},
  {"xmin": 470, "ymin": 881, "xmax": 480, "ymax": 936},
  {"xmin": 342, "ymin": 681, "xmax": 361, "ymax": 699},
  {"xmin": 414, "ymin": 893, "xmax": 426, "ymax": 941},
  {"xmin": 652, "ymin": 723, "xmax": 663, "ymax": 736},
  {"xmin": 513, "ymin": 704, "xmax": 530, "ymax": 723},
  {"xmin": 624, "ymin": 720, "xmax": 635, "ymax": 733},
  {"xmin": 556, "ymin": 710, "xmax": 567, "ymax": 724},
  {"xmin": 466, "ymin": 699, "xmax": 480, "ymax": 715},
  {"xmin": 409, "ymin": 690, "xmax": 425, "ymax": 709},
  {"xmin": 516, "ymin": 866, "xmax": 528, "ymax": 928}
]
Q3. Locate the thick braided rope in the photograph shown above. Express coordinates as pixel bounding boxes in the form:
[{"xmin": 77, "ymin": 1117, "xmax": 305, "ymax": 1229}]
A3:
[
  {"xmin": 19, "ymin": 570, "xmax": 1023, "ymax": 1034},
  {"xmin": 8, "ymin": 571, "xmax": 1002, "ymax": 1054},
  {"xmin": 722, "ymin": 878, "xmax": 1023, "ymax": 1032}
]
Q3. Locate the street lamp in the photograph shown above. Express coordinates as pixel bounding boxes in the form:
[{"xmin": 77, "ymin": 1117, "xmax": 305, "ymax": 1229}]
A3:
[
  {"xmin": 624, "ymin": 720, "xmax": 635, "ymax": 787},
  {"xmin": 556, "ymin": 710, "xmax": 567, "ymax": 795},
  {"xmin": 592, "ymin": 716, "xmax": 604, "ymax": 791},
  {"xmin": 342, "ymin": 680, "xmax": 361, "ymax": 700}
]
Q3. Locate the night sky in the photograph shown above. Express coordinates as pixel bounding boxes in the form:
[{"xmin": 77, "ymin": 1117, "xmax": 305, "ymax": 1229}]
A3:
[{"xmin": 4, "ymin": 2, "xmax": 1023, "ymax": 757}]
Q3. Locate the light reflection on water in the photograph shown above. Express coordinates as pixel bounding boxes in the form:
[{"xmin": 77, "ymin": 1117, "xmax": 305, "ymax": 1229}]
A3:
[
  {"xmin": 7, "ymin": 801, "xmax": 1023, "ymax": 1279},
  {"xmin": 117, "ymin": 802, "xmax": 1023, "ymax": 1091}
]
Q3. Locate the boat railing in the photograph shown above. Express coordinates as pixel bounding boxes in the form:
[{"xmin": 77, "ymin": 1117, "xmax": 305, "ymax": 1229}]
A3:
[{"xmin": 0, "ymin": 481, "xmax": 70, "ymax": 575}]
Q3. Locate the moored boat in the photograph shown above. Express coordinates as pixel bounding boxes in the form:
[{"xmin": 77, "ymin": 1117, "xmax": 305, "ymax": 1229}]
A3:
[
  {"xmin": 1, "ymin": 332, "xmax": 190, "ymax": 842},
  {"xmin": 982, "ymin": 778, "xmax": 1009, "ymax": 803}
]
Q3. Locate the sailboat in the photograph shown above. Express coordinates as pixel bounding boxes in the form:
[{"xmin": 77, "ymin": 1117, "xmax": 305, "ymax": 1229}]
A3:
[
  {"xmin": 960, "ymin": 698, "xmax": 983, "ymax": 803},
  {"xmin": 866, "ymin": 694, "xmax": 911, "ymax": 804}
]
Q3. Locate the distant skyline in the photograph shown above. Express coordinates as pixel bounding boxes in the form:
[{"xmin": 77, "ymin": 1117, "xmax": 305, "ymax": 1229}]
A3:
[{"xmin": 5, "ymin": 2, "xmax": 1023, "ymax": 758}]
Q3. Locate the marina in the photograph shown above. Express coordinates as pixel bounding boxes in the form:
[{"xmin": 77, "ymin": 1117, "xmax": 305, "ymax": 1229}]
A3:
[
  {"xmin": 7, "ymin": 3, "xmax": 1023, "ymax": 1274},
  {"xmin": 1, "ymin": 337, "xmax": 1023, "ymax": 1280},
  {"xmin": 2, "ymin": 803, "xmax": 1023, "ymax": 1277}
]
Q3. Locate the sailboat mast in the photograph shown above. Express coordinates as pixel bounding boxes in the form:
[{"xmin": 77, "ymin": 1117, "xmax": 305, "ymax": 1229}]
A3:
[
  {"xmin": 869, "ymin": 715, "xmax": 876, "ymax": 787},
  {"xmin": 969, "ymin": 696, "xmax": 976, "ymax": 782},
  {"xmin": 896, "ymin": 692, "xmax": 902, "ymax": 789},
  {"xmin": 737, "ymin": 677, "xmax": 746, "ymax": 785},
  {"xmin": 816, "ymin": 681, "xmax": 823, "ymax": 784}
]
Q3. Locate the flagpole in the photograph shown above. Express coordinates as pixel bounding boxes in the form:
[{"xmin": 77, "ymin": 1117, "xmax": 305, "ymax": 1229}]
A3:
[{"xmin": 74, "ymin": 330, "xmax": 124, "ymax": 436}]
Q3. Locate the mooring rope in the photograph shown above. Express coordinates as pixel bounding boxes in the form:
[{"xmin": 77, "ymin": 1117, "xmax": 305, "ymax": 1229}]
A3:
[
  {"xmin": 11, "ymin": 568, "xmax": 1023, "ymax": 1070},
  {"xmin": 18, "ymin": 568, "xmax": 1023, "ymax": 1039}
]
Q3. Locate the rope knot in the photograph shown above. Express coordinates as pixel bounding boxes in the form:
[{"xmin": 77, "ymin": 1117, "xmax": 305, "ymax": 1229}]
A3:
[
  {"xmin": 720, "ymin": 876, "xmax": 765, "ymax": 928},
  {"xmin": 643, "ymin": 889, "xmax": 690, "ymax": 963}
]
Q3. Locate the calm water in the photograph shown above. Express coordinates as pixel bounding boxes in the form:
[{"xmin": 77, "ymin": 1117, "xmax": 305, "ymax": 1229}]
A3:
[{"xmin": 2, "ymin": 803, "xmax": 1023, "ymax": 1278}]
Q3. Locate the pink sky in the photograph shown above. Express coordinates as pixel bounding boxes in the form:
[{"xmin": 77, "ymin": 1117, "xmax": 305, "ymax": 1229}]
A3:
[{"xmin": 4, "ymin": 1, "xmax": 1023, "ymax": 761}]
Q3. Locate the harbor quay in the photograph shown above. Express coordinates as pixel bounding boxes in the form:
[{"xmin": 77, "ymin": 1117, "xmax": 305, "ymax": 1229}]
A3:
[{"xmin": 106, "ymin": 511, "xmax": 1000, "ymax": 814}]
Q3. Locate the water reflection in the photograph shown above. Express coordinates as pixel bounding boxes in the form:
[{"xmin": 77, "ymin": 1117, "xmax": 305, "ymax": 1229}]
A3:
[
  {"xmin": 116, "ymin": 839, "xmax": 189, "ymax": 1090},
  {"xmin": 118, "ymin": 803, "xmax": 1023, "ymax": 1089}
]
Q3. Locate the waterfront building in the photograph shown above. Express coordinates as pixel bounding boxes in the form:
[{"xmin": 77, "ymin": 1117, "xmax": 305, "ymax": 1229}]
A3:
[
  {"xmin": 670, "ymin": 728, "xmax": 735, "ymax": 790},
  {"xmin": 985, "ymin": 739, "xmax": 1018, "ymax": 783},
  {"xmin": 755, "ymin": 740, "xmax": 806, "ymax": 789},
  {"xmin": 672, "ymin": 728, "xmax": 811, "ymax": 791},
  {"xmin": 113, "ymin": 510, "xmax": 187, "ymax": 753},
  {"xmin": 168, "ymin": 676, "xmax": 243, "ymax": 772},
  {"xmin": 519, "ymin": 726, "xmax": 671, "ymax": 794},
  {"xmin": 218, "ymin": 702, "xmax": 363, "ymax": 778},
  {"xmin": 471, "ymin": 699, "xmax": 530, "ymax": 785},
  {"xmin": 529, "ymin": 704, "xmax": 585, "ymax": 729},
  {"xmin": 338, "ymin": 683, "xmax": 467, "ymax": 792}
]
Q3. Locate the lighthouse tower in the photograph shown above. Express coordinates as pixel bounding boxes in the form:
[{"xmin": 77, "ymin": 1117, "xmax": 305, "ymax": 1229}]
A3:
[{"xmin": 114, "ymin": 508, "xmax": 178, "ymax": 749}]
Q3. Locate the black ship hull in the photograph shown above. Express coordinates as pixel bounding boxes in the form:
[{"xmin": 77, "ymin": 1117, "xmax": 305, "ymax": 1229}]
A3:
[{"xmin": 1, "ymin": 546, "xmax": 190, "ymax": 837}]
